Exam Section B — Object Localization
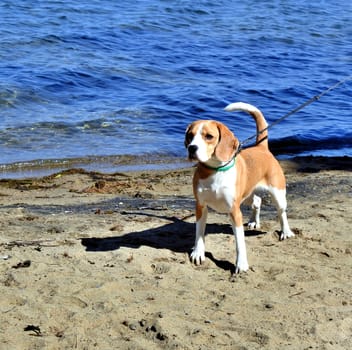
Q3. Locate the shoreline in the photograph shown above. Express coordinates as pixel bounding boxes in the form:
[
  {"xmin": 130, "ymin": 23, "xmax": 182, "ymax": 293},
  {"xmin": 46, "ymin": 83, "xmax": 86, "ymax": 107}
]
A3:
[
  {"xmin": 1, "ymin": 154, "xmax": 351, "ymax": 180},
  {"xmin": 0, "ymin": 155, "xmax": 191, "ymax": 180}
]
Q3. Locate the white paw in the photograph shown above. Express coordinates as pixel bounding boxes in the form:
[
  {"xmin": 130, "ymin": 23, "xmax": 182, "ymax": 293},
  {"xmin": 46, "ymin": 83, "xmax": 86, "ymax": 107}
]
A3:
[
  {"xmin": 190, "ymin": 248, "xmax": 205, "ymax": 265},
  {"xmin": 280, "ymin": 229, "xmax": 295, "ymax": 240},
  {"xmin": 247, "ymin": 221, "xmax": 260, "ymax": 230},
  {"xmin": 234, "ymin": 258, "xmax": 249, "ymax": 274}
]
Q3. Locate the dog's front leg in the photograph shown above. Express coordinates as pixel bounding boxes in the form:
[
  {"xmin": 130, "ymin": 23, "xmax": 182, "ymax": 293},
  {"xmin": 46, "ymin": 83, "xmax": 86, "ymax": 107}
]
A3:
[
  {"xmin": 190, "ymin": 203, "xmax": 208, "ymax": 265},
  {"xmin": 230, "ymin": 205, "xmax": 249, "ymax": 273}
]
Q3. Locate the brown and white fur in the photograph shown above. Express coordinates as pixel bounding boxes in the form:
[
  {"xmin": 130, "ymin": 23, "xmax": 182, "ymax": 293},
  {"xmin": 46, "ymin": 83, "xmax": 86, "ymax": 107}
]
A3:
[{"xmin": 185, "ymin": 102, "xmax": 294, "ymax": 273}]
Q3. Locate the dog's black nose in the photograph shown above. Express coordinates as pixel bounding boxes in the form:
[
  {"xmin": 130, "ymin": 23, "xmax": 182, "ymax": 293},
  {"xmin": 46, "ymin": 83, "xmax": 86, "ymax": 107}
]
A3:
[
  {"xmin": 188, "ymin": 145, "xmax": 198, "ymax": 158},
  {"xmin": 188, "ymin": 145, "xmax": 198, "ymax": 153}
]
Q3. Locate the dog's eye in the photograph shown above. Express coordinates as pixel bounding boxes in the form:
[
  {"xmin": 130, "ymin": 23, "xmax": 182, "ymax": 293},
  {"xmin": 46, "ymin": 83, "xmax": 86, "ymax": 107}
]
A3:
[
  {"xmin": 186, "ymin": 132, "xmax": 194, "ymax": 142},
  {"xmin": 205, "ymin": 134, "xmax": 214, "ymax": 141}
]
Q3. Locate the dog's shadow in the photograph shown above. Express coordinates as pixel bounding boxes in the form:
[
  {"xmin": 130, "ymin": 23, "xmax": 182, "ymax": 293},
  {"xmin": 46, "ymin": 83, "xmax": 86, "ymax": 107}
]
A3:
[{"xmin": 81, "ymin": 212, "xmax": 264, "ymax": 272}]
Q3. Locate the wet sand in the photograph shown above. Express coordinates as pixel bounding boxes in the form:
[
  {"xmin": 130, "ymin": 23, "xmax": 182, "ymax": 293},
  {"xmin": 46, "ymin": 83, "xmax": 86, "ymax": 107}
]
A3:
[{"xmin": 0, "ymin": 156, "xmax": 351, "ymax": 349}]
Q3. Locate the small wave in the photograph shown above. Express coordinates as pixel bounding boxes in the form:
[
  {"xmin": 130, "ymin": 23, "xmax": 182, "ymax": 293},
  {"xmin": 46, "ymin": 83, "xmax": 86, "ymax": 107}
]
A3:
[
  {"xmin": 33, "ymin": 34, "xmax": 64, "ymax": 45},
  {"xmin": 0, "ymin": 85, "xmax": 48, "ymax": 109},
  {"xmin": 269, "ymin": 134, "xmax": 352, "ymax": 156},
  {"xmin": 0, "ymin": 88, "xmax": 18, "ymax": 107},
  {"xmin": 0, "ymin": 116, "xmax": 130, "ymax": 145},
  {"xmin": 0, "ymin": 154, "xmax": 190, "ymax": 179}
]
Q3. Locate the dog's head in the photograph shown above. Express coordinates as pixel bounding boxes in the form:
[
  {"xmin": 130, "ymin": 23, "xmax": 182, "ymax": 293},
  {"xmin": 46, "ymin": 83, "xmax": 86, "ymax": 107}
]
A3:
[{"xmin": 185, "ymin": 120, "xmax": 239, "ymax": 164}]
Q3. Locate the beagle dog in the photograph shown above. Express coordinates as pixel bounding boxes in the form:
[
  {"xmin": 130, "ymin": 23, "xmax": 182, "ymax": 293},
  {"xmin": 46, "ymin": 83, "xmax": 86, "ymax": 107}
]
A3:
[{"xmin": 185, "ymin": 102, "xmax": 294, "ymax": 273}]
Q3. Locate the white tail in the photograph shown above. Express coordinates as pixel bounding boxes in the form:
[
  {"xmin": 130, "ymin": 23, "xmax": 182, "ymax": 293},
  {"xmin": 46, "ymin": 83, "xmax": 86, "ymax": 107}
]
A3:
[{"xmin": 224, "ymin": 102, "xmax": 269, "ymax": 148}]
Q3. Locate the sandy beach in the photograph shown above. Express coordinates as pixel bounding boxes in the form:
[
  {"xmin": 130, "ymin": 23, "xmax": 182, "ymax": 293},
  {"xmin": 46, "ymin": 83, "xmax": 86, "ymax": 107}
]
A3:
[{"xmin": 0, "ymin": 156, "xmax": 351, "ymax": 349}]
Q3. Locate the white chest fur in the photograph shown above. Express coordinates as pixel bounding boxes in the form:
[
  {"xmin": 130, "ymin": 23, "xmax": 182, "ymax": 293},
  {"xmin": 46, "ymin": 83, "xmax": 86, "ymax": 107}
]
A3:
[{"xmin": 196, "ymin": 168, "xmax": 236, "ymax": 213}]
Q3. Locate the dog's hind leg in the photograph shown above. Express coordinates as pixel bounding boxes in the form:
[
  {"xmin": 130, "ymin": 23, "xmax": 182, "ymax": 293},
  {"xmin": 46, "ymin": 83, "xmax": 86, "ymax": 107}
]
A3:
[
  {"xmin": 247, "ymin": 194, "xmax": 262, "ymax": 229},
  {"xmin": 269, "ymin": 187, "xmax": 295, "ymax": 240}
]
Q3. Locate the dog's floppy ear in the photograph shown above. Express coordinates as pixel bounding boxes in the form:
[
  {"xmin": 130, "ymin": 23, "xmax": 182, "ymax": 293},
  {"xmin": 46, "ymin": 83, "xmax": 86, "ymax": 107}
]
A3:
[
  {"xmin": 214, "ymin": 123, "xmax": 239, "ymax": 162},
  {"xmin": 184, "ymin": 123, "xmax": 193, "ymax": 148}
]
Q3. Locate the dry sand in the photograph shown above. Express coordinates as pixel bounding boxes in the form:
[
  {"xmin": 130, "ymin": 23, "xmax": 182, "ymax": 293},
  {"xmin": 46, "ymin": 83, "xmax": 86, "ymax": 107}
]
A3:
[{"xmin": 0, "ymin": 157, "xmax": 351, "ymax": 349}]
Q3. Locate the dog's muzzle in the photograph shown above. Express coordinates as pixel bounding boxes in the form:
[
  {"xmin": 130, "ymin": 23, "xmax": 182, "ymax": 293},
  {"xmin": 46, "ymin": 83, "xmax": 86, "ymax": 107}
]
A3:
[{"xmin": 188, "ymin": 145, "xmax": 198, "ymax": 160}]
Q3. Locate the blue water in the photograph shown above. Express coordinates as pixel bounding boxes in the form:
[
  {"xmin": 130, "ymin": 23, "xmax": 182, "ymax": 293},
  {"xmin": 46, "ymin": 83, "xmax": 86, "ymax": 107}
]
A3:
[{"xmin": 1, "ymin": 0, "xmax": 352, "ymax": 173}]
